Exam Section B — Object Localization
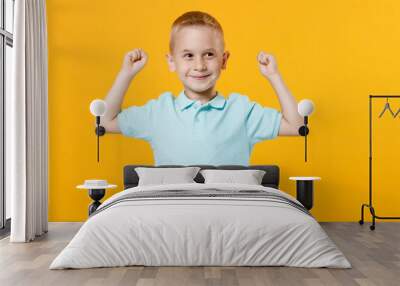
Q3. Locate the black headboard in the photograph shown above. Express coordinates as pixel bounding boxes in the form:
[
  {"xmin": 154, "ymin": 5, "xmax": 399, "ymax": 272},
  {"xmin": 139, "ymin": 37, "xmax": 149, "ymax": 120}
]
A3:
[{"xmin": 123, "ymin": 165, "xmax": 279, "ymax": 189}]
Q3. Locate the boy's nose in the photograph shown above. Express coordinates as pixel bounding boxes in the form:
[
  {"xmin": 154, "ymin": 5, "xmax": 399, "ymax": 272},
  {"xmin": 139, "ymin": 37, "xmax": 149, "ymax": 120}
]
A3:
[{"xmin": 194, "ymin": 59, "xmax": 206, "ymax": 71}]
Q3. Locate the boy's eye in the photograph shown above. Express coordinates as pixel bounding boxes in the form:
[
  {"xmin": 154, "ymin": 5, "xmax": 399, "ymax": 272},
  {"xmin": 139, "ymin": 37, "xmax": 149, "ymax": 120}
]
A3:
[
  {"xmin": 183, "ymin": 53, "xmax": 193, "ymax": 59},
  {"xmin": 206, "ymin": 52, "xmax": 214, "ymax": 57}
]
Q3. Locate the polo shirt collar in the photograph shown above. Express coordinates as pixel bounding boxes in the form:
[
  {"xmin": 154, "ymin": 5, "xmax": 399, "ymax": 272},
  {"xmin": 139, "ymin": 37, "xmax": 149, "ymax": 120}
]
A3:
[{"xmin": 176, "ymin": 90, "xmax": 226, "ymax": 111}]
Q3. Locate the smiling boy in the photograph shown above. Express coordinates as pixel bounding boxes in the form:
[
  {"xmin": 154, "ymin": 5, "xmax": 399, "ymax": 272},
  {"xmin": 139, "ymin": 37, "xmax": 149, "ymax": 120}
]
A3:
[{"xmin": 101, "ymin": 11, "xmax": 303, "ymax": 165}]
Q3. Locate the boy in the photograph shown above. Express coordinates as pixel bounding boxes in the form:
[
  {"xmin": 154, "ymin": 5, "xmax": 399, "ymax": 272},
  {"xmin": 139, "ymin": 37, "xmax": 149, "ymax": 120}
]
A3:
[{"xmin": 101, "ymin": 11, "xmax": 303, "ymax": 165}]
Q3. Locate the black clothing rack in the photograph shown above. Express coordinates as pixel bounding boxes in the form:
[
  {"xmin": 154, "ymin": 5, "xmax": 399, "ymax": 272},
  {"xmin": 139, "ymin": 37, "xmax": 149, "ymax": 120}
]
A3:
[{"xmin": 359, "ymin": 95, "xmax": 400, "ymax": 230}]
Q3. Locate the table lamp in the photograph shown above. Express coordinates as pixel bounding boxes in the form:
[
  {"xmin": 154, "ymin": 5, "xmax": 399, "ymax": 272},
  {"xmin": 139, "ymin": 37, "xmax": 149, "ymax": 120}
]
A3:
[
  {"xmin": 298, "ymin": 99, "xmax": 315, "ymax": 162},
  {"xmin": 89, "ymin": 99, "xmax": 107, "ymax": 162}
]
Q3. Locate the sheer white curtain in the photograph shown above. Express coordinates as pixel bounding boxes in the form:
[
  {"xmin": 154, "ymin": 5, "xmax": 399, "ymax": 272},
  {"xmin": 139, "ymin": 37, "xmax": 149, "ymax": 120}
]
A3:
[{"xmin": 8, "ymin": 0, "xmax": 48, "ymax": 242}]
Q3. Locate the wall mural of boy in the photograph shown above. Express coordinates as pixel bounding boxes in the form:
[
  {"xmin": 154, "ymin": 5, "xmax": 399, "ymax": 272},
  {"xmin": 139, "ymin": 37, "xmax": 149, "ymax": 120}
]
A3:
[{"xmin": 100, "ymin": 11, "xmax": 303, "ymax": 165}]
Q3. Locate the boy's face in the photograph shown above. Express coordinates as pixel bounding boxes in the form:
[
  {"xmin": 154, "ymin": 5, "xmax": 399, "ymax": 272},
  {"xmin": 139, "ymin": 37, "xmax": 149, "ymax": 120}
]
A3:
[{"xmin": 167, "ymin": 25, "xmax": 230, "ymax": 95}]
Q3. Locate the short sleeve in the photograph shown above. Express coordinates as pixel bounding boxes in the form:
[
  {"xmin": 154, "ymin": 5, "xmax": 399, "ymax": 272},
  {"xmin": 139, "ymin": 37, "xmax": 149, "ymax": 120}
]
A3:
[
  {"xmin": 246, "ymin": 101, "xmax": 282, "ymax": 145},
  {"xmin": 117, "ymin": 100, "xmax": 155, "ymax": 141}
]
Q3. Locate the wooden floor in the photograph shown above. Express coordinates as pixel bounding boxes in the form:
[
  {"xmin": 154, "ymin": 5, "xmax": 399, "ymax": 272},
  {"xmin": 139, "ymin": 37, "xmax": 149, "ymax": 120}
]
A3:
[{"xmin": 0, "ymin": 222, "xmax": 399, "ymax": 286}]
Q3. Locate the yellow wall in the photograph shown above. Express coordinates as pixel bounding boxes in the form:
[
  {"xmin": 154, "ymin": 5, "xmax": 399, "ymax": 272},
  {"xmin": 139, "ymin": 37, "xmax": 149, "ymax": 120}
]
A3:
[{"xmin": 47, "ymin": 0, "xmax": 400, "ymax": 222}]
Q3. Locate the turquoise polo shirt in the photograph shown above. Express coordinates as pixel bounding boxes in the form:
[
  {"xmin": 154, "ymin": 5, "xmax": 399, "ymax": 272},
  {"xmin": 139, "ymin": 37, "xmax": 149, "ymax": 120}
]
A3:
[{"xmin": 117, "ymin": 91, "xmax": 282, "ymax": 166}]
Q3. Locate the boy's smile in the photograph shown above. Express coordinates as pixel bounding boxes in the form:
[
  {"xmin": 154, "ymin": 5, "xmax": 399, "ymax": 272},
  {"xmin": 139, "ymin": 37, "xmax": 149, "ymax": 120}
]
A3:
[{"xmin": 167, "ymin": 26, "xmax": 229, "ymax": 103}]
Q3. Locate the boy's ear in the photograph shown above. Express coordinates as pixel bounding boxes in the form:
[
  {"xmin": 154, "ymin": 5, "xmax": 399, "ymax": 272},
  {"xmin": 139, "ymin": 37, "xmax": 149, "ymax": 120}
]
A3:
[
  {"xmin": 221, "ymin": 51, "xmax": 230, "ymax": 70},
  {"xmin": 166, "ymin": 53, "xmax": 176, "ymax": 72}
]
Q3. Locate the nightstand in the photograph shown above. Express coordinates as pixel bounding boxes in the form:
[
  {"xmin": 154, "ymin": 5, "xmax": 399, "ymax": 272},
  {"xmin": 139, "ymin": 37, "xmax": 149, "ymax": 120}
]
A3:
[
  {"xmin": 77, "ymin": 180, "xmax": 117, "ymax": 216},
  {"xmin": 289, "ymin": 177, "xmax": 321, "ymax": 210}
]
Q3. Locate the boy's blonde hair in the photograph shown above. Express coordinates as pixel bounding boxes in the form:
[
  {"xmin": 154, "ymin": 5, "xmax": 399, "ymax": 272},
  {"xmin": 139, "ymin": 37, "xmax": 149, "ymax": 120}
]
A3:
[{"xmin": 169, "ymin": 11, "xmax": 225, "ymax": 52}]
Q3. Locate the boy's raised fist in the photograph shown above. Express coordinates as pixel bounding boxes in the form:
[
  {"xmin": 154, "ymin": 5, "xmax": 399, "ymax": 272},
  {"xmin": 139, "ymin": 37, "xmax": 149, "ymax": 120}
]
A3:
[
  {"xmin": 257, "ymin": 51, "xmax": 279, "ymax": 78},
  {"xmin": 121, "ymin": 48, "xmax": 148, "ymax": 78}
]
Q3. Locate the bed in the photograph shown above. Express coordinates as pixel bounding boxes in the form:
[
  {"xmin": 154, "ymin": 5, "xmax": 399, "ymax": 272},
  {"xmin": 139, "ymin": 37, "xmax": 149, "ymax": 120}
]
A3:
[{"xmin": 49, "ymin": 165, "xmax": 351, "ymax": 269}]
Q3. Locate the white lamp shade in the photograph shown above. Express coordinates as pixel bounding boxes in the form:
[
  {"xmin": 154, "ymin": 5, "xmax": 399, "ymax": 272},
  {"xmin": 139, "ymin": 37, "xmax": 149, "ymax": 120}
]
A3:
[
  {"xmin": 298, "ymin": 99, "xmax": 315, "ymax": 117},
  {"xmin": 90, "ymin": 99, "xmax": 107, "ymax": 116}
]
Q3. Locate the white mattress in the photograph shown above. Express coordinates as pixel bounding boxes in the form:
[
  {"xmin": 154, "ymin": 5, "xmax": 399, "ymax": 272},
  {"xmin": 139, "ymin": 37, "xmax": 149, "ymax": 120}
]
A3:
[{"xmin": 49, "ymin": 183, "xmax": 351, "ymax": 269}]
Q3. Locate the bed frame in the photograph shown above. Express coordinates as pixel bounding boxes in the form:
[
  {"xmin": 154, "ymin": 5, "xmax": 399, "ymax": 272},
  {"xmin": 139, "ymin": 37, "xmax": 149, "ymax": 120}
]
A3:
[{"xmin": 123, "ymin": 165, "xmax": 279, "ymax": 189}]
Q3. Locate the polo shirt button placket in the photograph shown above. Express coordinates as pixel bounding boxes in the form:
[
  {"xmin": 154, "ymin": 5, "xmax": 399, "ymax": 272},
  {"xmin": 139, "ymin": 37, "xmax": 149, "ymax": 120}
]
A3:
[
  {"xmin": 191, "ymin": 101, "xmax": 199, "ymax": 139},
  {"xmin": 194, "ymin": 111, "xmax": 200, "ymax": 123}
]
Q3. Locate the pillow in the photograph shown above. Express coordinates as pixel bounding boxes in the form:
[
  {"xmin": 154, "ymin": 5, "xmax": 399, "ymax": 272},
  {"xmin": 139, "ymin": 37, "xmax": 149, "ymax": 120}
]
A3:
[
  {"xmin": 135, "ymin": 167, "xmax": 201, "ymax": 186},
  {"xmin": 200, "ymin": 169, "xmax": 266, "ymax": 185}
]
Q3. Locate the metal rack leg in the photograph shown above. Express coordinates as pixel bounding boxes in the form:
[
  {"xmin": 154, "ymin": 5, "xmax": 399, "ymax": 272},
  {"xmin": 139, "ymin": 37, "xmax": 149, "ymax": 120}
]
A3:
[
  {"xmin": 369, "ymin": 206, "xmax": 376, "ymax": 231},
  {"xmin": 359, "ymin": 203, "xmax": 400, "ymax": 231},
  {"xmin": 359, "ymin": 203, "xmax": 376, "ymax": 230},
  {"xmin": 359, "ymin": 204, "xmax": 367, "ymax": 225}
]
